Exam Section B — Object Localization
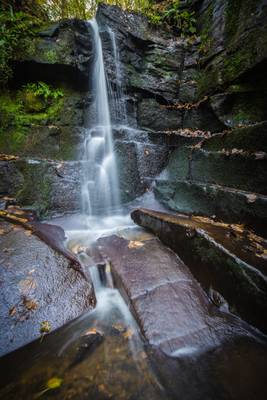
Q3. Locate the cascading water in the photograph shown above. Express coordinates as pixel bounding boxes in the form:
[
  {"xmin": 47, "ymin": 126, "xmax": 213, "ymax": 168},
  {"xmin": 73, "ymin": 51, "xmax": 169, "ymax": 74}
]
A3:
[
  {"xmin": 81, "ymin": 19, "xmax": 120, "ymax": 218},
  {"xmin": 107, "ymin": 27, "xmax": 128, "ymax": 125}
]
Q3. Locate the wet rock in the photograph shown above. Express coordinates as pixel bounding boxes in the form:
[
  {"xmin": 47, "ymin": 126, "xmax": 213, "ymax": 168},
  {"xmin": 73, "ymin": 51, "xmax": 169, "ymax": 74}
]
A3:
[
  {"xmin": 137, "ymin": 98, "xmax": 183, "ymax": 131},
  {"xmin": 0, "ymin": 158, "xmax": 87, "ymax": 217},
  {"xmin": 190, "ymin": 147, "xmax": 267, "ymax": 194},
  {"xmin": 0, "ymin": 220, "xmax": 95, "ymax": 356},
  {"xmin": 131, "ymin": 208, "xmax": 267, "ymax": 333},
  {"xmin": 97, "ymin": 234, "xmax": 266, "ymax": 356},
  {"xmin": 12, "ymin": 20, "xmax": 93, "ymax": 90},
  {"xmin": 154, "ymin": 179, "xmax": 267, "ymax": 237}
]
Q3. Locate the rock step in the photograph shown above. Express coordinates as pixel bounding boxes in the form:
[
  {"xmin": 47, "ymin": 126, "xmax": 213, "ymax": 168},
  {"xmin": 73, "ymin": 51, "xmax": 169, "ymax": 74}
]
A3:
[
  {"xmin": 190, "ymin": 147, "xmax": 267, "ymax": 195},
  {"xmin": 97, "ymin": 234, "xmax": 266, "ymax": 356},
  {"xmin": 201, "ymin": 121, "xmax": 267, "ymax": 153},
  {"xmin": 131, "ymin": 208, "xmax": 267, "ymax": 334},
  {"xmin": 154, "ymin": 179, "xmax": 267, "ymax": 237},
  {"xmin": 163, "ymin": 143, "xmax": 267, "ymax": 195}
]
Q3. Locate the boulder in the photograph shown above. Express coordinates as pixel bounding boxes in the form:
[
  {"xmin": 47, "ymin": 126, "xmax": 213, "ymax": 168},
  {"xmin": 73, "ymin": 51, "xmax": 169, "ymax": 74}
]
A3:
[
  {"xmin": 97, "ymin": 233, "xmax": 266, "ymax": 356},
  {"xmin": 0, "ymin": 220, "xmax": 95, "ymax": 356},
  {"xmin": 131, "ymin": 208, "xmax": 267, "ymax": 333}
]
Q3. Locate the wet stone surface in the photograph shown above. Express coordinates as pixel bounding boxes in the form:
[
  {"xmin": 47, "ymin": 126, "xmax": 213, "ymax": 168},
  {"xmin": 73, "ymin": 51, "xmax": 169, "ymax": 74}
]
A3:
[
  {"xmin": 97, "ymin": 234, "xmax": 266, "ymax": 356},
  {"xmin": 0, "ymin": 220, "xmax": 95, "ymax": 356},
  {"xmin": 132, "ymin": 208, "xmax": 267, "ymax": 334}
]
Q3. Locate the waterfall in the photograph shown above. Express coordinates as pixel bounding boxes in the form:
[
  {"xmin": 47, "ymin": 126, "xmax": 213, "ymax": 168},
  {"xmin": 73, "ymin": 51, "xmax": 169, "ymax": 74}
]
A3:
[
  {"xmin": 81, "ymin": 19, "xmax": 120, "ymax": 217},
  {"xmin": 107, "ymin": 27, "xmax": 128, "ymax": 125}
]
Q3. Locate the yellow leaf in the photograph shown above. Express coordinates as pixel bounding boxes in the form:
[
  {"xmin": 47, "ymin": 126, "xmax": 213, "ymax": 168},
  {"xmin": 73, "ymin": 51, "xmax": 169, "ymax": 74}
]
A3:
[
  {"xmin": 82, "ymin": 327, "xmax": 101, "ymax": 336},
  {"xmin": 122, "ymin": 329, "xmax": 134, "ymax": 339},
  {"xmin": 128, "ymin": 241, "xmax": 144, "ymax": 249},
  {"xmin": 112, "ymin": 323, "xmax": 126, "ymax": 333},
  {"xmin": 40, "ymin": 320, "xmax": 51, "ymax": 333},
  {"xmin": 23, "ymin": 297, "xmax": 38, "ymax": 311},
  {"xmin": 46, "ymin": 377, "xmax": 63, "ymax": 390}
]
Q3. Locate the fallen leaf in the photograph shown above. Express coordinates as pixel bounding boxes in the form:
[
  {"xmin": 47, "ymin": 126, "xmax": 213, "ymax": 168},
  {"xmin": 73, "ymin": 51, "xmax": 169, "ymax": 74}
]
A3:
[
  {"xmin": 13, "ymin": 226, "xmax": 23, "ymax": 232},
  {"xmin": 82, "ymin": 327, "xmax": 101, "ymax": 336},
  {"xmin": 128, "ymin": 241, "xmax": 144, "ymax": 249},
  {"xmin": 122, "ymin": 328, "xmax": 134, "ymax": 340},
  {"xmin": 9, "ymin": 306, "xmax": 16, "ymax": 316},
  {"xmin": 28, "ymin": 269, "xmax": 35, "ymax": 275},
  {"xmin": 40, "ymin": 320, "xmax": 51, "ymax": 333},
  {"xmin": 112, "ymin": 323, "xmax": 126, "ymax": 333},
  {"xmin": 246, "ymin": 194, "xmax": 257, "ymax": 203},
  {"xmin": 255, "ymin": 152, "xmax": 266, "ymax": 160},
  {"xmin": 46, "ymin": 377, "xmax": 63, "ymax": 389},
  {"xmin": 24, "ymin": 230, "xmax": 32, "ymax": 237},
  {"xmin": 3, "ymin": 248, "xmax": 14, "ymax": 253},
  {"xmin": 19, "ymin": 278, "xmax": 36, "ymax": 294},
  {"xmin": 0, "ymin": 229, "xmax": 5, "ymax": 235},
  {"xmin": 23, "ymin": 297, "xmax": 38, "ymax": 311},
  {"xmin": 34, "ymin": 377, "xmax": 63, "ymax": 399}
]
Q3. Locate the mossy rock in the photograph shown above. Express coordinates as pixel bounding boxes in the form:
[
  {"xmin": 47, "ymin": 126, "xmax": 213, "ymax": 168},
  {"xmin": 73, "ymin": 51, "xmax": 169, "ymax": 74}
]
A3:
[
  {"xmin": 20, "ymin": 90, "xmax": 47, "ymax": 113},
  {"xmin": 202, "ymin": 122, "xmax": 267, "ymax": 153},
  {"xmin": 154, "ymin": 179, "xmax": 267, "ymax": 236}
]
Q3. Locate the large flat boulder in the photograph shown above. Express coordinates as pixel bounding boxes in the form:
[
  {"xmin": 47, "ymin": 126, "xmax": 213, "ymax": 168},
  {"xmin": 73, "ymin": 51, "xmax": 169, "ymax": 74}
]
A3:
[
  {"xmin": 132, "ymin": 208, "xmax": 267, "ymax": 334},
  {"xmin": 0, "ymin": 219, "xmax": 95, "ymax": 356},
  {"xmin": 97, "ymin": 233, "xmax": 265, "ymax": 356}
]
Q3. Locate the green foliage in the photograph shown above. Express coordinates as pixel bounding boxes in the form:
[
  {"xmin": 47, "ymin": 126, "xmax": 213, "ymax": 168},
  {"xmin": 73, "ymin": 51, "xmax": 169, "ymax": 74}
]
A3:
[
  {"xmin": 146, "ymin": 0, "xmax": 196, "ymax": 36},
  {"xmin": 0, "ymin": 10, "xmax": 41, "ymax": 86},
  {"xmin": 162, "ymin": 1, "xmax": 196, "ymax": 34},
  {"xmin": 0, "ymin": 87, "xmax": 64, "ymax": 152},
  {"xmin": 23, "ymin": 82, "xmax": 64, "ymax": 101}
]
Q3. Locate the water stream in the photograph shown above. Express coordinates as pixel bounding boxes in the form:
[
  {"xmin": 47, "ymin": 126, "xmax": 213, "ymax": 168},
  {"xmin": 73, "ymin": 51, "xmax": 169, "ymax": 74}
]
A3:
[{"xmin": 81, "ymin": 19, "xmax": 120, "ymax": 218}]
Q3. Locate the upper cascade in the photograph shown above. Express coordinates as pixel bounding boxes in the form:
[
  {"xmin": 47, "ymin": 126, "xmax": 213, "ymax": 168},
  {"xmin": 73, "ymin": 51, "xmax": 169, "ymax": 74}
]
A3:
[{"xmin": 81, "ymin": 19, "xmax": 121, "ymax": 217}]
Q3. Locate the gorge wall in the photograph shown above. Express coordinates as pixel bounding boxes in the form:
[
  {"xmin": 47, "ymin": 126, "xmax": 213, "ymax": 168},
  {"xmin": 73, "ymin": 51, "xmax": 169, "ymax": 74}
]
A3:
[{"xmin": 0, "ymin": 0, "xmax": 267, "ymax": 235}]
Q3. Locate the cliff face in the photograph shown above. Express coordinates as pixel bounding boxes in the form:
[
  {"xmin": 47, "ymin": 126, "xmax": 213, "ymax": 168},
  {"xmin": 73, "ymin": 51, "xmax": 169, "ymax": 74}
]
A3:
[
  {"xmin": 0, "ymin": 1, "xmax": 267, "ymax": 233},
  {"xmin": 97, "ymin": 1, "xmax": 267, "ymax": 235}
]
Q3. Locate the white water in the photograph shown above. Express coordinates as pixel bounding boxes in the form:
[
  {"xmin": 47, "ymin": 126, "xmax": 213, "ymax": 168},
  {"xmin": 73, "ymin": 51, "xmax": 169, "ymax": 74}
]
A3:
[
  {"xmin": 81, "ymin": 19, "xmax": 120, "ymax": 218},
  {"xmin": 107, "ymin": 27, "xmax": 128, "ymax": 124}
]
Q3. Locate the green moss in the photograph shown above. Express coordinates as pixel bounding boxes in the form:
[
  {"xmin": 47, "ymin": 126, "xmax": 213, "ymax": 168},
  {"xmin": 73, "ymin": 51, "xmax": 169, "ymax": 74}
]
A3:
[
  {"xmin": 43, "ymin": 49, "xmax": 58, "ymax": 63},
  {"xmin": 16, "ymin": 162, "xmax": 52, "ymax": 217},
  {"xmin": 225, "ymin": 0, "xmax": 259, "ymax": 43},
  {"xmin": 0, "ymin": 87, "xmax": 64, "ymax": 154},
  {"xmin": 203, "ymin": 122, "xmax": 267, "ymax": 153}
]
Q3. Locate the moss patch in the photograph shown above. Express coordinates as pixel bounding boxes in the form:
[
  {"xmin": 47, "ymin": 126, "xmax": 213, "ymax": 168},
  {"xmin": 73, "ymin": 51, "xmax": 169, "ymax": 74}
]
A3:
[{"xmin": 0, "ymin": 87, "xmax": 64, "ymax": 154}]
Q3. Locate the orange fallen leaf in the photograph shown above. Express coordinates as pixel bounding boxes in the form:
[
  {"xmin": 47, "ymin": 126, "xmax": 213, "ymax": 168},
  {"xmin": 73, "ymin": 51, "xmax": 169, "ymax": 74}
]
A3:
[
  {"xmin": 128, "ymin": 241, "xmax": 144, "ymax": 249},
  {"xmin": 9, "ymin": 306, "xmax": 17, "ymax": 316},
  {"xmin": 23, "ymin": 297, "xmax": 38, "ymax": 311},
  {"xmin": 0, "ymin": 229, "xmax": 5, "ymax": 235},
  {"xmin": 122, "ymin": 329, "xmax": 134, "ymax": 340},
  {"xmin": 82, "ymin": 327, "xmax": 102, "ymax": 336}
]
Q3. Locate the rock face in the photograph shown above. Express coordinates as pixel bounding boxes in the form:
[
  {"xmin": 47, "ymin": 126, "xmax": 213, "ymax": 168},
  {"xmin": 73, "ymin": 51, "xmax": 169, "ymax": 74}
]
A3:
[
  {"xmin": 13, "ymin": 19, "xmax": 93, "ymax": 90},
  {"xmin": 97, "ymin": 234, "xmax": 266, "ymax": 356},
  {"xmin": 132, "ymin": 208, "xmax": 267, "ymax": 334},
  {"xmin": 0, "ymin": 219, "xmax": 95, "ymax": 356}
]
